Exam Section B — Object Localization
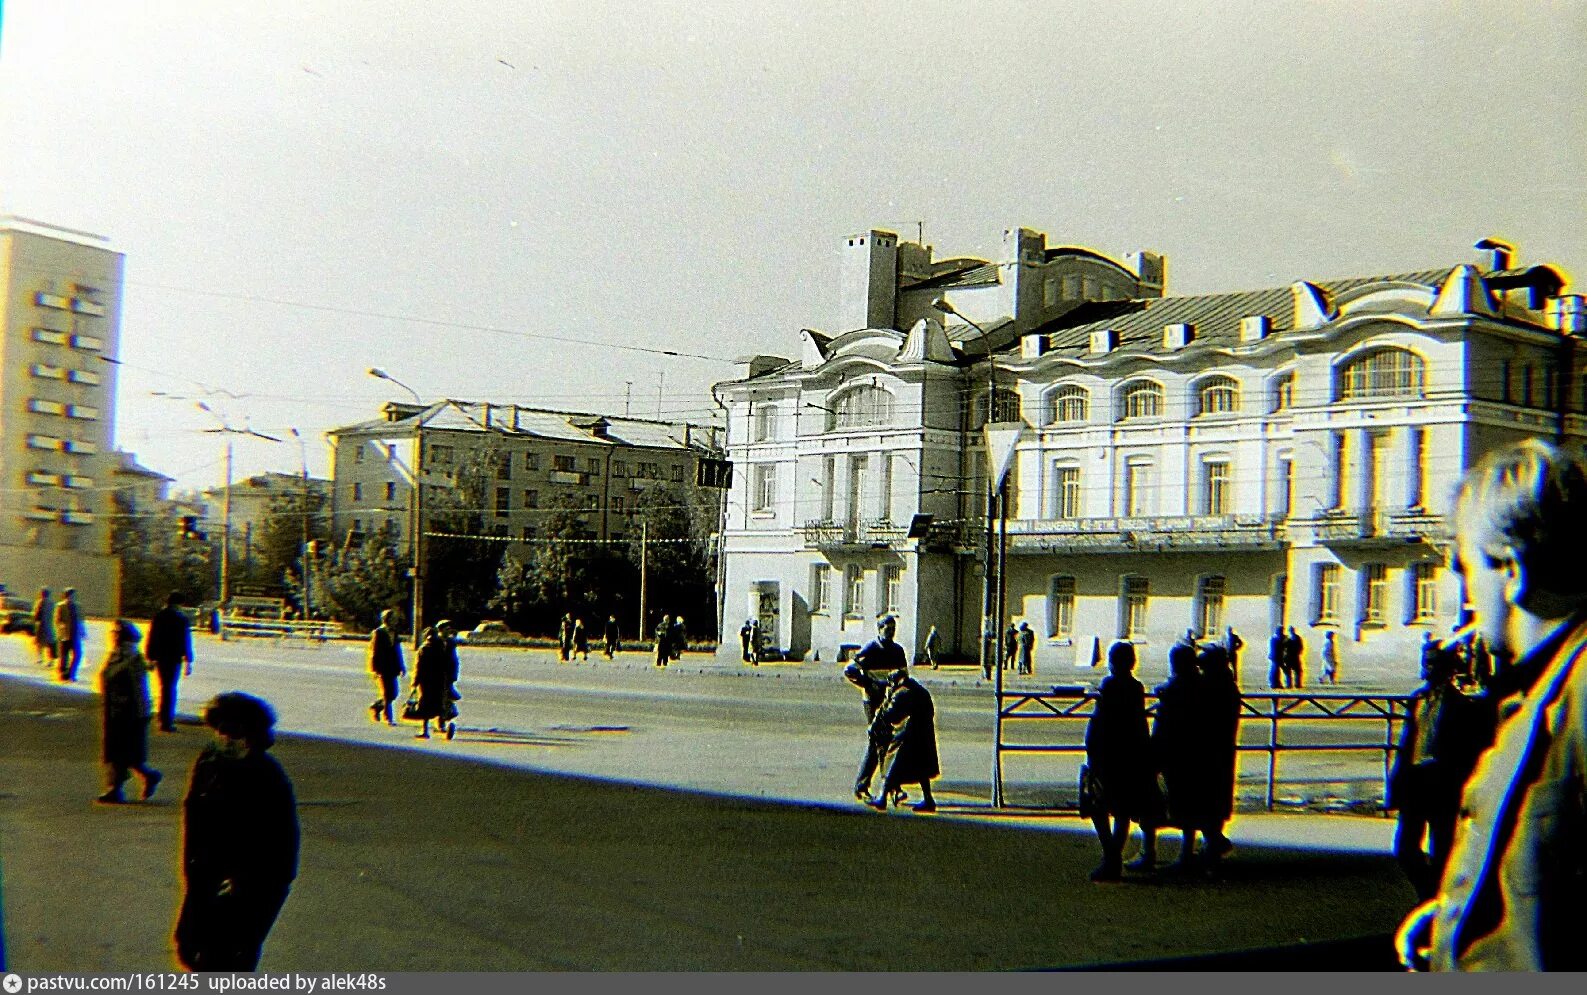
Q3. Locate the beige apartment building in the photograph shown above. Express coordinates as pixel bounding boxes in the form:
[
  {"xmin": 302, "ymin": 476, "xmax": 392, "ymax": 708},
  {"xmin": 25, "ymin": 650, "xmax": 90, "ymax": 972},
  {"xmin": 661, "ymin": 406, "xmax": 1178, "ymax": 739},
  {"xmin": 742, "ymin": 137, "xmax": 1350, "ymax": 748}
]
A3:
[
  {"xmin": 714, "ymin": 227, "xmax": 1586, "ymax": 684},
  {"xmin": 0, "ymin": 217, "xmax": 124, "ymax": 615}
]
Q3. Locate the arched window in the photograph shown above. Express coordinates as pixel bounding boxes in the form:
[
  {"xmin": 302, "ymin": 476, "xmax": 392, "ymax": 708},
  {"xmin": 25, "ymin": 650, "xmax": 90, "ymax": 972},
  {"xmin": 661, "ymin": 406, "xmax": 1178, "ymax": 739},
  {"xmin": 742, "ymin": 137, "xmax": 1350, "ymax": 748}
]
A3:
[
  {"xmin": 1337, "ymin": 347, "xmax": 1426, "ymax": 401},
  {"xmin": 828, "ymin": 385, "xmax": 894, "ymax": 430},
  {"xmin": 1196, "ymin": 376, "xmax": 1241, "ymax": 416},
  {"xmin": 1048, "ymin": 384, "xmax": 1089, "ymax": 424},
  {"xmin": 1119, "ymin": 380, "xmax": 1164, "ymax": 421},
  {"xmin": 971, "ymin": 387, "xmax": 1022, "ymax": 428},
  {"xmin": 1271, "ymin": 372, "xmax": 1296, "ymax": 412}
]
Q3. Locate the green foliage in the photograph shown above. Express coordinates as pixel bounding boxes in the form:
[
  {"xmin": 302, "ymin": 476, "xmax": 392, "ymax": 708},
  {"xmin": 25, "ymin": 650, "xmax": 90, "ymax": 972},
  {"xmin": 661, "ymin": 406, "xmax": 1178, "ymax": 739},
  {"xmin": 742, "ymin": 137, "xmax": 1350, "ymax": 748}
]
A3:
[
  {"xmin": 422, "ymin": 442, "xmax": 506, "ymax": 629},
  {"xmin": 627, "ymin": 484, "xmax": 717, "ymax": 640},
  {"xmin": 110, "ymin": 492, "xmax": 216, "ymax": 616},
  {"xmin": 308, "ymin": 521, "xmax": 408, "ymax": 631},
  {"xmin": 243, "ymin": 487, "xmax": 330, "ymax": 598},
  {"xmin": 490, "ymin": 494, "xmax": 633, "ymax": 634}
]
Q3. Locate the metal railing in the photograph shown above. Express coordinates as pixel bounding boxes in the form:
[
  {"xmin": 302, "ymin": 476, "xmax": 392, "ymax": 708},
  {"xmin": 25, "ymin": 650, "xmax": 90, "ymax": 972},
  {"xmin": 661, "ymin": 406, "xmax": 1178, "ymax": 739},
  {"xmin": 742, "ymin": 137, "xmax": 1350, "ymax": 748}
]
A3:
[
  {"xmin": 220, "ymin": 616, "xmax": 345, "ymax": 641},
  {"xmin": 996, "ymin": 687, "xmax": 1415, "ymax": 812}
]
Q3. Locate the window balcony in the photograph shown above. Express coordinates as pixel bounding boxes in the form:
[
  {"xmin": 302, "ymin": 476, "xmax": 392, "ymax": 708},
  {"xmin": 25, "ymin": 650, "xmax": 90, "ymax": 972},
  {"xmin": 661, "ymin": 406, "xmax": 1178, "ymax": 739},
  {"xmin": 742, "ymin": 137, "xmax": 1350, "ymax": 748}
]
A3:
[
  {"xmin": 26, "ymin": 471, "xmax": 62, "ymax": 486},
  {"xmin": 31, "ymin": 328, "xmax": 69, "ymax": 345},
  {"xmin": 34, "ymin": 292, "xmax": 70, "ymax": 310},
  {"xmin": 1004, "ymin": 514, "xmax": 1288, "ymax": 553},
  {"xmin": 63, "ymin": 439, "xmax": 98, "ymax": 455},
  {"xmin": 22, "ymin": 508, "xmax": 58, "ymax": 522},
  {"xmin": 61, "ymin": 510, "xmax": 95, "ymax": 526},
  {"xmin": 70, "ymin": 334, "xmax": 104, "ymax": 351},
  {"xmin": 70, "ymin": 298, "xmax": 106, "ymax": 317}
]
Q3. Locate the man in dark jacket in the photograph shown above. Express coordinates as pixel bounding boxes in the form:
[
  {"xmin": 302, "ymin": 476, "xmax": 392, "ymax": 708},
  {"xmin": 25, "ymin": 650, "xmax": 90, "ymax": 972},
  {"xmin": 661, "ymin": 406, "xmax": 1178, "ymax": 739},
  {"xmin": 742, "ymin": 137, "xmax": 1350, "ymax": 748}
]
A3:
[
  {"xmin": 846, "ymin": 615, "xmax": 908, "ymax": 801},
  {"xmin": 603, "ymin": 615, "xmax": 620, "ymax": 659},
  {"xmin": 175, "ymin": 692, "xmax": 299, "ymax": 972},
  {"xmin": 146, "ymin": 593, "xmax": 196, "ymax": 733},
  {"xmin": 1267, "ymin": 626, "xmax": 1285, "ymax": 689},
  {"xmin": 865, "ymin": 667, "xmax": 940, "ymax": 813},
  {"xmin": 55, "ymin": 587, "xmax": 85, "ymax": 682},
  {"xmin": 366, "ymin": 608, "xmax": 405, "ymax": 726},
  {"xmin": 1283, "ymin": 626, "xmax": 1305, "ymax": 688}
]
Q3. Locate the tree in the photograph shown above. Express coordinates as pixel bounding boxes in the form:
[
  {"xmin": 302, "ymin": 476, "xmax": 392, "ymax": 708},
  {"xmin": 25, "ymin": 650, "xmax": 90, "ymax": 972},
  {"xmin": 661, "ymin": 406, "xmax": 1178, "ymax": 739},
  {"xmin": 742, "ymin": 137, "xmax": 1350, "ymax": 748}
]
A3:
[
  {"xmin": 627, "ymin": 483, "xmax": 717, "ymax": 641},
  {"xmin": 110, "ymin": 492, "xmax": 215, "ymax": 617},
  {"xmin": 305, "ymin": 521, "xmax": 408, "ymax": 631},
  {"xmin": 422, "ymin": 443, "xmax": 507, "ymax": 630},
  {"xmin": 490, "ymin": 495, "xmax": 632, "ymax": 635},
  {"xmin": 240, "ymin": 488, "xmax": 331, "ymax": 604}
]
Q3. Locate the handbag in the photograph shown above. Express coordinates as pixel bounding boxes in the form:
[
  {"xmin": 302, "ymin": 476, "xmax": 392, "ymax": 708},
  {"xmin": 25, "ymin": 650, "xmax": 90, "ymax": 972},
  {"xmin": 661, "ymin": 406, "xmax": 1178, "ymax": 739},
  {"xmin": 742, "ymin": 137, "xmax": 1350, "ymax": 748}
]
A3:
[
  {"xmin": 400, "ymin": 690, "xmax": 422, "ymax": 721},
  {"xmin": 1077, "ymin": 763, "xmax": 1099, "ymax": 818}
]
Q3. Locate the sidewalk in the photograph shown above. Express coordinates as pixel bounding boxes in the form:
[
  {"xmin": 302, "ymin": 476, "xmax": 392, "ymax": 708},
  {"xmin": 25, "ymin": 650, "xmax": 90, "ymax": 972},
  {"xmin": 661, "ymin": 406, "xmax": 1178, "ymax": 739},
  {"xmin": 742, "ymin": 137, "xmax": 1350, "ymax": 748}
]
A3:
[{"xmin": 1, "ymin": 675, "xmax": 1415, "ymax": 971}]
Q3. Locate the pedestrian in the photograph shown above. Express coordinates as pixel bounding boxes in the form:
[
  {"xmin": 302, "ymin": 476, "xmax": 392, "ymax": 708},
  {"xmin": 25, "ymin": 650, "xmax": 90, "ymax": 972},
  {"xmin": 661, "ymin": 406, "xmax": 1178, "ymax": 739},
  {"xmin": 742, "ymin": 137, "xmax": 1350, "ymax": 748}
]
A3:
[
  {"xmin": 173, "ymin": 692, "xmax": 298, "ymax": 972},
  {"xmin": 1397, "ymin": 440, "xmax": 1587, "ymax": 971},
  {"xmin": 603, "ymin": 615, "xmax": 620, "ymax": 659},
  {"xmin": 1082, "ymin": 641, "xmax": 1164, "ymax": 882},
  {"xmin": 1283, "ymin": 625, "xmax": 1305, "ymax": 689},
  {"xmin": 1003, "ymin": 621, "xmax": 1018, "ymax": 671},
  {"xmin": 146, "ymin": 593, "xmax": 196, "ymax": 733},
  {"xmin": 1267, "ymin": 625, "xmax": 1285, "ymax": 689},
  {"xmin": 1137, "ymin": 640, "xmax": 1202, "ymax": 872},
  {"xmin": 573, "ymin": 617, "xmax": 589, "ymax": 661},
  {"xmin": 748, "ymin": 617, "xmax": 761, "ymax": 664},
  {"xmin": 923, "ymin": 623, "xmax": 940, "ymax": 669},
  {"xmin": 653, "ymin": 614, "xmax": 672, "ymax": 668},
  {"xmin": 1224, "ymin": 626, "xmax": 1244, "ymax": 673},
  {"xmin": 1388, "ymin": 641, "xmax": 1492, "ymax": 902},
  {"xmin": 32, "ymin": 587, "xmax": 57, "ymax": 668},
  {"xmin": 865, "ymin": 667, "xmax": 941, "ymax": 813},
  {"xmin": 739, "ymin": 619, "xmax": 754, "ymax": 663},
  {"xmin": 95, "ymin": 620, "xmax": 162, "ymax": 804},
  {"xmin": 558, "ymin": 613, "xmax": 573, "ymax": 662},
  {"xmin": 1321, "ymin": 630, "xmax": 1340, "ymax": 684},
  {"xmin": 411, "ymin": 623, "xmax": 458, "ymax": 740},
  {"xmin": 670, "ymin": 615, "xmax": 686, "ymax": 662},
  {"xmin": 55, "ymin": 587, "xmax": 85, "ymax": 682},
  {"xmin": 1193, "ymin": 643, "xmax": 1240, "ymax": 872},
  {"xmin": 366, "ymin": 608, "xmax": 405, "ymax": 726},
  {"xmin": 1016, "ymin": 621, "xmax": 1035, "ymax": 675},
  {"xmin": 847, "ymin": 615, "xmax": 907, "ymax": 802}
]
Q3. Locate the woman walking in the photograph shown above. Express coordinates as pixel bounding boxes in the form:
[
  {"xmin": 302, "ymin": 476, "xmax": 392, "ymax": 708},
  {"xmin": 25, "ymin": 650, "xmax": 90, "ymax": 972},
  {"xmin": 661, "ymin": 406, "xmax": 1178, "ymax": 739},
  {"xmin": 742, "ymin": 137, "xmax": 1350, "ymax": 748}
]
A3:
[
  {"xmin": 410, "ymin": 625, "xmax": 457, "ymax": 740},
  {"xmin": 1083, "ymin": 641, "xmax": 1162, "ymax": 881},
  {"xmin": 96, "ymin": 620, "xmax": 162, "ymax": 804}
]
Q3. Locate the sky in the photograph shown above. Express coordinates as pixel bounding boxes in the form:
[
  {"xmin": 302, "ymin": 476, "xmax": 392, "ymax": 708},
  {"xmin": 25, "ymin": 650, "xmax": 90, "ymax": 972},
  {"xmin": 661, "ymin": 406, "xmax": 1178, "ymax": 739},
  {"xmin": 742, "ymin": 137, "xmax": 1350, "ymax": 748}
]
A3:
[{"xmin": 2, "ymin": 0, "xmax": 1583, "ymax": 491}]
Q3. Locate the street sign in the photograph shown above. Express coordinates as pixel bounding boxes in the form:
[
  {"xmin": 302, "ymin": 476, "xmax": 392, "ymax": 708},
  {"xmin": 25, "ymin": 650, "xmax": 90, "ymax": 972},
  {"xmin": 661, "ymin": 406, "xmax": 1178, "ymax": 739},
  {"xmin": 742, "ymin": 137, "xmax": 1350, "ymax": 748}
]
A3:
[{"xmin": 983, "ymin": 420, "xmax": 1025, "ymax": 489}]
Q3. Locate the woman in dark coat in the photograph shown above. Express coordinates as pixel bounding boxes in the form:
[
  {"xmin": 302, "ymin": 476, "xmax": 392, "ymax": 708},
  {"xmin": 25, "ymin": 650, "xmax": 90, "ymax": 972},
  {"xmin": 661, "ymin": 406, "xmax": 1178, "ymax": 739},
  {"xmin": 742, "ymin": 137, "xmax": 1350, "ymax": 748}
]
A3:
[
  {"xmin": 866, "ymin": 668, "xmax": 940, "ymax": 813},
  {"xmin": 96, "ymin": 619, "xmax": 162, "ymax": 804},
  {"xmin": 1138, "ymin": 640, "xmax": 1201, "ymax": 871},
  {"xmin": 174, "ymin": 692, "xmax": 299, "ymax": 972},
  {"xmin": 1084, "ymin": 640, "xmax": 1163, "ymax": 881},
  {"xmin": 411, "ymin": 625, "xmax": 457, "ymax": 740},
  {"xmin": 1194, "ymin": 643, "xmax": 1242, "ymax": 868}
]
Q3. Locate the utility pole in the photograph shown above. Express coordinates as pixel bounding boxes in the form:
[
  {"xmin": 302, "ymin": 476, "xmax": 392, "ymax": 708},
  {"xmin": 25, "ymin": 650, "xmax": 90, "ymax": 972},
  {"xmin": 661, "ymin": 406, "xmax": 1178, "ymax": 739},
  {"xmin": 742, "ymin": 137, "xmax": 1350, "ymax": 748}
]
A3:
[
  {"xmin": 220, "ymin": 436, "xmax": 234, "ymax": 610},
  {"xmin": 638, "ymin": 517, "xmax": 648, "ymax": 640}
]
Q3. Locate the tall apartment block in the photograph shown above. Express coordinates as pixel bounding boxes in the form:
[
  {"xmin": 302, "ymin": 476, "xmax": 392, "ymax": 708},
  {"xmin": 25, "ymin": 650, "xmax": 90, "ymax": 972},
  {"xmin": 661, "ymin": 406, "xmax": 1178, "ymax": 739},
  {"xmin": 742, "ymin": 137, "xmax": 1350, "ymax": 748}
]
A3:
[{"xmin": 0, "ymin": 217, "xmax": 124, "ymax": 615}]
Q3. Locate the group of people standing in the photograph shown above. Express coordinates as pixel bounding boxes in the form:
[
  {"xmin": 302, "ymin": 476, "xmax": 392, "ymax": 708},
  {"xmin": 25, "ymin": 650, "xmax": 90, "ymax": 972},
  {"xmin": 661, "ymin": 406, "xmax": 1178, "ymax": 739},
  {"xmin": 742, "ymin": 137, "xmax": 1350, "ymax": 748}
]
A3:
[
  {"xmin": 1083, "ymin": 637, "xmax": 1241, "ymax": 882},
  {"xmin": 555, "ymin": 613, "xmax": 624, "ymax": 662},
  {"xmin": 1265, "ymin": 625, "xmax": 1340, "ymax": 688},
  {"xmin": 653, "ymin": 614, "xmax": 686, "ymax": 667},
  {"xmin": 30, "ymin": 586, "xmax": 86, "ymax": 682}
]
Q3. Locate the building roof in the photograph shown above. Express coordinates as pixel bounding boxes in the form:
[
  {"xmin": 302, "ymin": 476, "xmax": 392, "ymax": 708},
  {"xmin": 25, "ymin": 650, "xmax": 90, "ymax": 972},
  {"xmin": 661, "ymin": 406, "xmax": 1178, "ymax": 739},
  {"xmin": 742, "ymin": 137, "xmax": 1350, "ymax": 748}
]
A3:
[
  {"xmin": 905, "ymin": 261, "xmax": 1002, "ymax": 291},
  {"xmin": 328, "ymin": 400, "xmax": 715, "ymax": 452},
  {"xmin": 112, "ymin": 451, "xmax": 175, "ymax": 483}
]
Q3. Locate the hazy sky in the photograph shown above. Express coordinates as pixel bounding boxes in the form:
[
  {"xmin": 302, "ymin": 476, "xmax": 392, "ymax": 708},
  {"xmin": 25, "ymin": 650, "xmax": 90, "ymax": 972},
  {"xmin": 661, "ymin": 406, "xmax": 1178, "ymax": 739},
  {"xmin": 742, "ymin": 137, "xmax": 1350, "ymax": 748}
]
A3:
[{"xmin": 2, "ymin": 0, "xmax": 1583, "ymax": 490}]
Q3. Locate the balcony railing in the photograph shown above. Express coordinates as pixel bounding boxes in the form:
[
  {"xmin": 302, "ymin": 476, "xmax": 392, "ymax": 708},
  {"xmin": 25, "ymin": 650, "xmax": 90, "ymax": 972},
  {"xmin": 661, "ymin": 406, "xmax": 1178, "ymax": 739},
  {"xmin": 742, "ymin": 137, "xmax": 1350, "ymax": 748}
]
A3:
[
  {"xmin": 1004, "ymin": 514, "xmax": 1287, "ymax": 552},
  {"xmin": 799, "ymin": 519, "xmax": 908, "ymax": 549},
  {"xmin": 1311, "ymin": 508, "xmax": 1446, "ymax": 544}
]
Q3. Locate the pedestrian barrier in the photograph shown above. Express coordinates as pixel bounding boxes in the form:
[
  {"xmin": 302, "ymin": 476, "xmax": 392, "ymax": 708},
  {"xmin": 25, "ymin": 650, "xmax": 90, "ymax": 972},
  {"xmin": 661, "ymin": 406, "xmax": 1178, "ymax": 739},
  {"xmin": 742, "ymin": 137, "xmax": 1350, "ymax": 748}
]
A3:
[
  {"xmin": 219, "ymin": 616, "xmax": 344, "ymax": 641},
  {"xmin": 996, "ymin": 687, "xmax": 1415, "ymax": 813}
]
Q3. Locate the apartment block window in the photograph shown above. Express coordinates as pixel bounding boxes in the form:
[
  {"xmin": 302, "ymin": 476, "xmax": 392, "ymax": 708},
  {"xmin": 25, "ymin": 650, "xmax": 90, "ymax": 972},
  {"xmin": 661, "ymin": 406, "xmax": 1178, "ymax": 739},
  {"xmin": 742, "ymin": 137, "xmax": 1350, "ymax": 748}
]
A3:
[
  {"xmin": 752, "ymin": 464, "xmax": 777, "ymax": 514},
  {"xmin": 820, "ymin": 455, "xmax": 836, "ymax": 520},
  {"xmin": 671, "ymin": 465, "xmax": 684, "ymax": 483},
  {"xmin": 1196, "ymin": 376, "xmax": 1241, "ymax": 416},
  {"xmin": 525, "ymin": 452, "xmax": 541, "ymax": 471},
  {"xmin": 1203, "ymin": 460, "xmax": 1231, "ymax": 515},
  {"xmin": 810, "ymin": 564, "xmax": 830, "ymax": 612},
  {"xmin": 1272, "ymin": 372, "xmax": 1296, "ymax": 412},
  {"xmin": 1048, "ymin": 576, "xmax": 1076, "ymax": 639},
  {"xmin": 430, "ymin": 445, "xmax": 454, "ymax": 466},
  {"xmin": 830, "ymin": 385, "xmax": 894, "ymax": 431},
  {"xmin": 587, "ymin": 458, "xmax": 601, "ymax": 475},
  {"xmin": 843, "ymin": 565, "xmax": 865, "ymax": 617},
  {"xmin": 1362, "ymin": 563, "xmax": 1388, "ymax": 625},
  {"xmin": 352, "ymin": 483, "xmax": 363, "ymax": 502},
  {"xmin": 495, "ymin": 487, "xmax": 511, "ymax": 517},
  {"xmin": 882, "ymin": 565, "xmax": 902, "ymax": 614},
  {"xmin": 1408, "ymin": 428, "xmax": 1426, "ymax": 508},
  {"xmin": 613, "ymin": 460, "xmax": 629, "ymax": 477},
  {"xmin": 522, "ymin": 526, "xmax": 538, "ymax": 540},
  {"xmin": 524, "ymin": 490, "xmax": 539, "ymax": 509},
  {"xmin": 612, "ymin": 497, "xmax": 624, "ymax": 514},
  {"xmin": 877, "ymin": 455, "xmax": 894, "ymax": 521},
  {"xmin": 586, "ymin": 495, "xmax": 599, "ymax": 511},
  {"xmin": 553, "ymin": 455, "xmax": 576, "ymax": 472},
  {"xmin": 496, "ymin": 456, "xmax": 512, "ymax": 480},
  {"xmin": 1331, "ymin": 433, "xmax": 1350, "ymax": 509},
  {"xmin": 1197, "ymin": 575, "xmax": 1227, "ymax": 638},
  {"xmin": 1054, "ymin": 465, "xmax": 1082, "ymax": 519},
  {"xmin": 1315, "ymin": 564, "xmax": 1341, "ymax": 622},
  {"xmin": 1412, "ymin": 562, "xmax": 1439, "ymax": 621},
  {"xmin": 1123, "ymin": 460, "xmax": 1153, "ymax": 517},
  {"xmin": 354, "ymin": 446, "xmax": 365, "ymax": 464},
  {"xmin": 1120, "ymin": 381, "xmax": 1164, "ymax": 420},
  {"xmin": 1122, "ymin": 576, "xmax": 1149, "ymax": 639},
  {"xmin": 384, "ymin": 481, "xmax": 396, "ymax": 502},
  {"xmin": 753, "ymin": 405, "xmax": 777, "ymax": 442},
  {"xmin": 1050, "ymin": 385, "xmax": 1089, "ymax": 424}
]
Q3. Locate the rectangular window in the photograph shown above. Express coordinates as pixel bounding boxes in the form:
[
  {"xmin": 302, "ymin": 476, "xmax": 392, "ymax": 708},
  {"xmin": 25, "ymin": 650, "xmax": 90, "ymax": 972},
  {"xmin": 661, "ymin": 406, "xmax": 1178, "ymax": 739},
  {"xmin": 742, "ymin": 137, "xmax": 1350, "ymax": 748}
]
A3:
[
  {"xmin": 496, "ymin": 456, "xmax": 512, "ymax": 480},
  {"xmin": 882, "ymin": 564, "xmax": 902, "ymax": 614},
  {"xmin": 1198, "ymin": 576, "xmax": 1226, "ymax": 637},
  {"xmin": 810, "ymin": 564, "xmax": 830, "ymax": 612},
  {"xmin": 820, "ymin": 456, "xmax": 836, "ymax": 520},
  {"xmin": 1203, "ymin": 460, "xmax": 1231, "ymax": 515},
  {"xmin": 1413, "ymin": 562, "xmax": 1439, "ymax": 621},
  {"xmin": 877, "ymin": 454, "xmax": 894, "ymax": 521},
  {"xmin": 522, "ymin": 526, "xmax": 538, "ymax": 540},
  {"xmin": 1332, "ymin": 433, "xmax": 1350, "ymax": 509},
  {"xmin": 495, "ymin": 487, "xmax": 511, "ymax": 516},
  {"xmin": 1522, "ymin": 364, "xmax": 1535, "ymax": 407},
  {"xmin": 1048, "ymin": 576, "xmax": 1075, "ymax": 639},
  {"xmin": 1043, "ymin": 277, "xmax": 1059, "ymax": 307},
  {"xmin": 671, "ymin": 465, "xmax": 684, "ymax": 483},
  {"xmin": 1500, "ymin": 359, "xmax": 1513, "ymax": 403},
  {"xmin": 1363, "ymin": 563, "xmax": 1388, "ymax": 624},
  {"xmin": 1316, "ymin": 564, "xmax": 1341, "ymax": 622},
  {"xmin": 524, "ymin": 490, "xmax": 539, "ymax": 509},
  {"xmin": 1122, "ymin": 576, "xmax": 1149, "ymax": 639},
  {"xmin": 588, "ymin": 458, "xmax": 601, "ymax": 475},
  {"xmin": 1123, "ymin": 461, "xmax": 1152, "ymax": 517},
  {"xmin": 753, "ymin": 406, "xmax": 776, "ymax": 442},
  {"xmin": 385, "ymin": 481, "xmax": 396, "ymax": 501},
  {"xmin": 752, "ymin": 464, "xmax": 777, "ymax": 513},
  {"xmin": 354, "ymin": 446, "xmax": 365, "ymax": 464},
  {"xmin": 430, "ymin": 445, "xmax": 454, "ymax": 466},
  {"xmin": 553, "ymin": 455, "xmax": 576, "ymax": 472},
  {"xmin": 612, "ymin": 496, "xmax": 624, "ymax": 514},
  {"xmin": 1408, "ymin": 428, "xmax": 1426, "ymax": 508},
  {"xmin": 1055, "ymin": 465, "xmax": 1081, "ymax": 519},
  {"xmin": 525, "ymin": 452, "xmax": 541, "ymax": 471},
  {"xmin": 586, "ymin": 495, "xmax": 599, "ymax": 511},
  {"xmin": 1279, "ymin": 458, "xmax": 1295, "ymax": 517},
  {"xmin": 844, "ymin": 565, "xmax": 865, "ymax": 617},
  {"xmin": 352, "ymin": 483, "xmax": 363, "ymax": 502},
  {"xmin": 27, "ymin": 398, "xmax": 65, "ymax": 416}
]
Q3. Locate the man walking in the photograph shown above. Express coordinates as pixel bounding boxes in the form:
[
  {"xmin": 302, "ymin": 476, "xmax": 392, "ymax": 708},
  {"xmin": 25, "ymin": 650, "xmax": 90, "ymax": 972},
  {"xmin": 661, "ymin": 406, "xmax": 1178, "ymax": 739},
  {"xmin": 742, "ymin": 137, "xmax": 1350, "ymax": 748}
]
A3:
[
  {"xmin": 32, "ymin": 587, "xmax": 57, "ymax": 668},
  {"xmin": 558, "ymin": 613, "xmax": 573, "ymax": 662},
  {"xmin": 55, "ymin": 587, "xmax": 85, "ymax": 682},
  {"xmin": 146, "ymin": 593, "xmax": 196, "ymax": 733},
  {"xmin": 922, "ymin": 623, "xmax": 940, "ymax": 670},
  {"xmin": 1224, "ymin": 626, "xmax": 1244, "ymax": 673},
  {"xmin": 367, "ymin": 608, "xmax": 405, "ymax": 726},
  {"xmin": 603, "ymin": 615, "xmax": 620, "ymax": 659},
  {"xmin": 846, "ymin": 614, "xmax": 908, "ymax": 802},
  {"xmin": 1320, "ymin": 630, "xmax": 1340, "ymax": 684},
  {"xmin": 1397, "ymin": 440, "xmax": 1587, "ymax": 971}
]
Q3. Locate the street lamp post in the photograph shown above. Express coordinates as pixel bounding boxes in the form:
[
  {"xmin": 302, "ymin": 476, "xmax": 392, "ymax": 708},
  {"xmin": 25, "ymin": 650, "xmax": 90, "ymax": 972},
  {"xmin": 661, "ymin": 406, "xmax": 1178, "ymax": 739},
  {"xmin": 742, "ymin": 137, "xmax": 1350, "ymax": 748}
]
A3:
[
  {"xmin": 368, "ymin": 368, "xmax": 425, "ymax": 647},
  {"xmin": 289, "ymin": 428, "xmax": 313, "ymax": 621}
]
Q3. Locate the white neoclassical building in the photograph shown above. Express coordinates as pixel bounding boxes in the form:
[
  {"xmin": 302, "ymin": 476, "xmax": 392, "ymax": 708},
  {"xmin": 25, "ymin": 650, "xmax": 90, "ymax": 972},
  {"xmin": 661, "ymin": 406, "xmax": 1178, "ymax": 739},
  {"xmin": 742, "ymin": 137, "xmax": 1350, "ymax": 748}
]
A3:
[{"xmin": 714, "ymin": 228, "xmax": 1587, "ymax": 685}]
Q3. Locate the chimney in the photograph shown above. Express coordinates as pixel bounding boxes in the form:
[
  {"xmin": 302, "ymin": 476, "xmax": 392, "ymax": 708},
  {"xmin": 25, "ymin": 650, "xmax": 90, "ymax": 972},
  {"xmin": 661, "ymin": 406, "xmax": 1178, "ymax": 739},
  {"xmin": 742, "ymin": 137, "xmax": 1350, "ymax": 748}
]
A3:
[
  {"xmin": 1475, "ymin": 237, "xmax": 1515, "ymax": 272},
  {"xmin": 1089, "ymin": 329, "xmax": 1119, "ymax": 355},
  {"xmin": 1162, "ymin": 323, "xmax": 1194, "ymax": 350},
  {"xmin": 1291, "ymin": 281, "xmax": 1335, "ymax": 330},
  {"xmin": 1240, "ymin": 315, "xmax": 1271, "ymax": 342}
]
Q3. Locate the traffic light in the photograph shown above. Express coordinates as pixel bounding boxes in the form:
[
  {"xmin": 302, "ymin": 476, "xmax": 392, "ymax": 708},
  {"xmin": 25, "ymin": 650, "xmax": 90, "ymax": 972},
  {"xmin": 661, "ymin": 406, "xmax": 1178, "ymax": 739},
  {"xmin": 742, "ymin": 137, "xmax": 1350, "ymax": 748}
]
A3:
[
  {"xmin": 179, "ymin": 515, "xmax": 207, "ymax": 541},
  {"xmin": 696, "ymin": 457, "xmax": 733, "ymax": 489}
]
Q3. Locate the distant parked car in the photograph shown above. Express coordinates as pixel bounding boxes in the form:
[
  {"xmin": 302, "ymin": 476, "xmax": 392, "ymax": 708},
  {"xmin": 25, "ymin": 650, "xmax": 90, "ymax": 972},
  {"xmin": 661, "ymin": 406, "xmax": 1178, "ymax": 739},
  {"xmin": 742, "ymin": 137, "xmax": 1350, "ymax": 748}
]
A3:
[
  {"xmin": 2, "ymin": 595, "xmax": 35, "ymax": 635},
  {"xmin": 456, "ymin": 620, "xmax": 523, "ymax": 646}
]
